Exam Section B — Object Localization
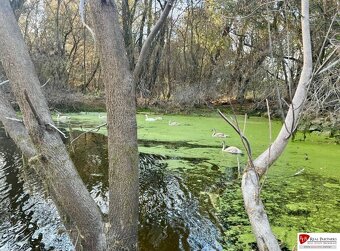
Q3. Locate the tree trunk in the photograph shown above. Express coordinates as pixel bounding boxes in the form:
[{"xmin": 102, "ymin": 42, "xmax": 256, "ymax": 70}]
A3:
[
  {"xmin": 0, "ymin": 88, "xmax": 36, "ymax": 158},
  {"xmin": 241, "ymin": 1, "xmax": 313, "ymax": 250},
  {"xmin": 138, "ymin": 0, "xmax": 148, "ymax": 53},
  {"xmin": 89, "ymin": 1, "xmax": 139, "ymax": 249},
  {"xmin": 0, "ymin": 1, "xmax": 105, "ymax": 250},
  {"xmin": 122, "ymin": 0, "xmax": 135, "ymax": 69},
  {"xmin": 133, "ymin": 0, "xmax": 175, "ymax": 86}
]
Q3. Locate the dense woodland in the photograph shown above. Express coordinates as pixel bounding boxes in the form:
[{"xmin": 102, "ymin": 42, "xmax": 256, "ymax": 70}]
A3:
[
  {"xmin": 0, "ymin": 0, "xmax": 339, "ymax": 250},
  {"xmin": 2, "ymin": 0, "xmax": 339, "ymax": 120}
]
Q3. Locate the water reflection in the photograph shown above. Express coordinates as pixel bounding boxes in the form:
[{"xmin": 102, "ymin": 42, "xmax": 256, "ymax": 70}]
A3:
[
  {"xmin": 0, "ymin": 128, "xmax": 73, "ymax": 251},
  {"xmin": 139, "ymin": 154, "xmax": 222, "ymax": 251},
  {"xmin": 0, "ymin": 129, "xmax": 224, "ymax": 250}
]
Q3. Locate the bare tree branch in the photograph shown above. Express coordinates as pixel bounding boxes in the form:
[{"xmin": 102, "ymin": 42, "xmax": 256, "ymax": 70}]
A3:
[
  {"xmin": 218, "ymin": 109, "xmax": 253, "ymax": 161},
  {"xmin": 70, "ymin": 122, "xmax": 107, "ymax": 144},
  {"xmin": 0, "ymin": 80, "xmax": 9, "ymax": 86}
]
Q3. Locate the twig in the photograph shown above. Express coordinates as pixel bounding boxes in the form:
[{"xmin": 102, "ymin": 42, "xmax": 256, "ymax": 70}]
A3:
[
  {"xmin": 47, "ymin": 123, "xmax": 68, "ymax": 139},
  {"xmin": 316, "ymin": 58, "xmax": 340, "ymax": 75},
  {"xmin": 314, "ymin": 48, "xmax": 337, "ymax": 75},
  {"xmin": 5, "ymin": 116, "xmax": 23, "ymax": 123},
  {"xmin": 265, "ymin": 99, "xmax": 272, "ymax": 144},
  {"xmin": 260, "ymin": 99, "xmax": 272, "ymax": 192},
  {"xmin": 280, "ymin": 97, "xmax": 290, "ymax": 108},
  {"xmin": 0, "ymin": 80, "xmax": 9, "ymax": 86},
  {"xmin": 41, "ymin": 78, "xmax": 50, "ymax": 88},
  {"xmin": 79, "ymin": 0, "xmax": 95, "ymax": 42},
  {"xmin": 313, "ymin": 14, "xmax": 337, "ymax": 75},
  {"xmin": 242, "ymin": 113, "xmax": 247, "ymax": 135},
  {"xmin": 217, "ymin": 109, "xmax": 253, "ymax": 163},
  {"xmin": 74, "ymin": 225, "xmax": 85, "ymax": 249},
  {"xmin": 70, "ymin": 122, "xmax": 107, "ymax": 145}
]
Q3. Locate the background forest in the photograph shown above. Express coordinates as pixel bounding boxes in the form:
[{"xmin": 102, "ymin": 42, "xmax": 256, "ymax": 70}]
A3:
[{"xmin": 2, "ymin": 0, "xmax": 339, "ymax": 129}]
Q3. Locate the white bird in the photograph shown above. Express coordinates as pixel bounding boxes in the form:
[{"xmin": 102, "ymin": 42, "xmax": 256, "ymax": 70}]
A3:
[
  {"xmin": 57, "ymin": 113, "xmax": 70, "ymax": 123},
  {"xmin": 222, "ymin": 141, "xmax": 243, "ymax": 177},
  {"xmin": 169, "ymin": 120, "xmax": 180, "ymax": 126},
  {"xmin": 212, "ymin": 128, "xmax": 229, "ymax": 138},
  {"xmin": 145, "ymin": 115, "xmax": 157, "ymax": 122},
  {"xmin": 222, "ymin": 143, "xmax": 243, "ymax": 155},
  {"xmin": 155, "ymin": 116, "xmax": 163, "ymax": 120}
]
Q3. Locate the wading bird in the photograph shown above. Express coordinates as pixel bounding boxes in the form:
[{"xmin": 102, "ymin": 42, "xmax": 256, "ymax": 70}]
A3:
[
  {"xmin": 222, "ymin": 141, "xmax": 243, "ymax": 177},
  {"xmin": 212, "ymin": 128, "xmax": 229, "ymax": 138}
]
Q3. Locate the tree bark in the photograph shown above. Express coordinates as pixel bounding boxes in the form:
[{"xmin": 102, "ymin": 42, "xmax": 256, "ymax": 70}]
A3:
[
  {"xmin": 122, "ymin": 0, "xmax": 135, "ymax": 69},
  {"xmin": 0, "ymin": 1, "xmax": 105, "ymax": 250},
  {"xmin": 133, "ymin": 0, "xmax": 175, "ymax": 85},
  {"xmin": 241, "ymin": 1, "xmax": 313, "ymax": 250},
  {"xmin": 89, "ymin": 1, "xmax": 139, "ymax": 249},
  {"xmin": 0, "ymin": 89, "xmax": 36, "ymax": 158}
]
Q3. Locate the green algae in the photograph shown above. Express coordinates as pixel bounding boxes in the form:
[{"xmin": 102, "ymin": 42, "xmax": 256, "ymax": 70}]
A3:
[{"xmin": 60, "ymin": 111, "xmax": 339, "ymax": 250}]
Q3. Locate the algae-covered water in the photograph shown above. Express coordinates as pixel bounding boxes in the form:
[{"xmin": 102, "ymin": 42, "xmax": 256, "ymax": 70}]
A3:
[
  {"xmin": 139, "ymin": 113, "xmax": 340, "ymax": 250},
  {"xmin": 0, "ymin": 112, "xmax": 339, "ymax": 250}
]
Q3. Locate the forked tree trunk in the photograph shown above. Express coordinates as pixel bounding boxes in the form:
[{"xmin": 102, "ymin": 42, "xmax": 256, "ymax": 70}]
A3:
[
  {"xmin": 0, "ymin": 1, "xmax": 105, "ymax": 250},
  {"xmin": 89, "ymin": 0, "xmax": 173, "ymax": 248},
  {"xmin": 1, "ymin": 0, "xmax": 174, "ymax": 249},
  {"xmin": 241, "ymin": 1, "xmax": 313, "ymax": 250}
]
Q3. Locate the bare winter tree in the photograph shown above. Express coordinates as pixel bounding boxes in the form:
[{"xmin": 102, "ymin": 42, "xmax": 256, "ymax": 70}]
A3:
[
  {"xmin": 0, "ymin": 0, "xmax": 173, "ymax": 250},
  {"xmin": 241, "ymin": 1, "xmax": 313, "ymax": 250}
]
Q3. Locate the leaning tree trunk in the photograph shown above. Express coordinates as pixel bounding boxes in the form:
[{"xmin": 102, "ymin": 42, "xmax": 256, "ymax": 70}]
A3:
[
  {"xmin": 0, "ymin": 88, "xmax": 37, "ymax": 158},
  {"xmin": 89, "ymin": 1, "xmax": 139, "ymax": 250},
  {"xmin": 0, "ymin": 1, "xmax": 105, "ymax": 250},
  {"xmin": 133, "ymin": 0, "xmax": 175, "ymax": 85},
  {"xmin": 241, "ymin": 1, "xmax": 313, "ymax": 250}
]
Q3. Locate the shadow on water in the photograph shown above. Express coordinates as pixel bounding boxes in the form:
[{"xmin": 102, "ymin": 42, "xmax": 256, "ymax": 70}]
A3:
[
  {"xmin": 0, "ymin": 129, "xmax": 226, "ymax": 250},
  {"xmin": 138, "ymin": 139, "xmax": 220, "ymax": 150}
]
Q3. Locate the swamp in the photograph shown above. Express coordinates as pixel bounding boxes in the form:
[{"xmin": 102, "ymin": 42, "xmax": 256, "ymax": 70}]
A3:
[
  {"xmin": 0, "ymin": 112, "xmax": 339, "ymax": 250},
  {"xmin": 0, "ymin": 0, "xmax": 339, "ymax": 250}
]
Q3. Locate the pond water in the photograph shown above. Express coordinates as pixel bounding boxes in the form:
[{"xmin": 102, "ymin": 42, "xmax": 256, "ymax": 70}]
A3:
[{"xmin": 0, "ymin": 112, "xmax": 339, "ymax": 250}]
